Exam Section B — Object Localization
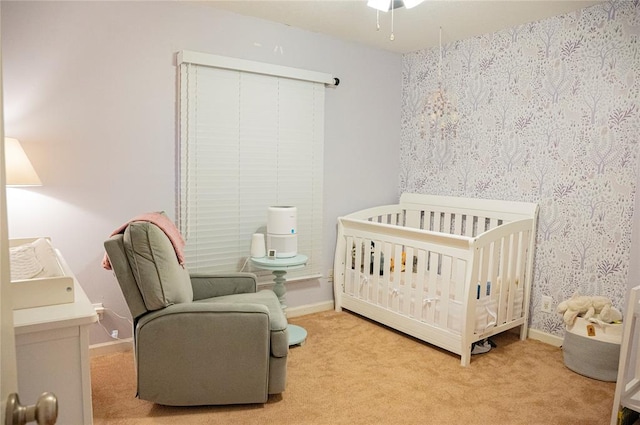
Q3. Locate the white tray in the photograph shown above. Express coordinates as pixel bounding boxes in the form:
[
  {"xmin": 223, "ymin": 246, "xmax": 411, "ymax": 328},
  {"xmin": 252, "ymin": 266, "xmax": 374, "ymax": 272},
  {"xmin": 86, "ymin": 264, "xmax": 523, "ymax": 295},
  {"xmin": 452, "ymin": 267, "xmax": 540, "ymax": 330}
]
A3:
[{"xmin": 9, "ymin": 238, "xmax": 75, "ymax": 310}]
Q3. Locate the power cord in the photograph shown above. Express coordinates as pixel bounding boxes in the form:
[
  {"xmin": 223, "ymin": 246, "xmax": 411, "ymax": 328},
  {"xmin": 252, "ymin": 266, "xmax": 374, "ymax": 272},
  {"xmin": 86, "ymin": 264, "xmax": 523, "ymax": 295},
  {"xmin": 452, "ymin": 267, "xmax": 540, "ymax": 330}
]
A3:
[
  {"xmin": 96, "ymin": 307, "xmax": 133, "ymax": 340},
  {"xmin": 239, "ymin": 256, "xmax": 250, "ymax": 272}
]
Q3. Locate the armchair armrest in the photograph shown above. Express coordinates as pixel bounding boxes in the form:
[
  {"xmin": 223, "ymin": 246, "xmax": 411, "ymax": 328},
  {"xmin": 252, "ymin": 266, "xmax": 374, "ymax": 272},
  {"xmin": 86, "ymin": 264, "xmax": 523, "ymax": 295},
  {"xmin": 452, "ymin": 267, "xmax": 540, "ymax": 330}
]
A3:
[
  {"xmin": 190, "ymin": 272, "xmax": 257, "ymax": 301},
  {"xmin": 137, "ymin": 300, "xmax": 270, "ymax": 328}
]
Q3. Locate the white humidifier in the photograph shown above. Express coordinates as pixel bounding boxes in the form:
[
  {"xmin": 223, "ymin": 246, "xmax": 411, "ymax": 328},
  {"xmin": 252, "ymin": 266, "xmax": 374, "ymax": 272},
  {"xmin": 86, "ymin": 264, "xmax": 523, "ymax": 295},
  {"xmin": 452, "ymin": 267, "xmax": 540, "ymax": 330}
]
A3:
[{"xmin": 266, "ymin": 206, "xmax": 297, "ymax": 258}]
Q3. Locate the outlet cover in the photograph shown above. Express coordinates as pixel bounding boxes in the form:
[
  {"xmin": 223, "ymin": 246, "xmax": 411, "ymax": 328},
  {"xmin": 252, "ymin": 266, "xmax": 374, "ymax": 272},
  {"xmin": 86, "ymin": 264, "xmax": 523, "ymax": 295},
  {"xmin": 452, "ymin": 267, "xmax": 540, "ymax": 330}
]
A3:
[{"xmin": 541, "ymin": 295, "xmax": 553, "ymax": 313}]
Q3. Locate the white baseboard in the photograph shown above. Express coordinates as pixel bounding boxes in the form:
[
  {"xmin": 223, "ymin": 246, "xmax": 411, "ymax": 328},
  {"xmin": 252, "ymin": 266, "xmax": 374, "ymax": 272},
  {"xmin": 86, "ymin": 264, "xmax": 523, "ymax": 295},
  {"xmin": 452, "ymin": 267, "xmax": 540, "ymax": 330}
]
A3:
[
  {"xmin": 87, "ymin": 308, "xmax": 560, "ymax": 357},
  {"xmin": 287, "ymin": 304, "xmax": 565, "ymax": 349},
  {"xmin": 528, "ymin": 328, "xmax": 563, "ymax": 347},
  {"xmin": 90, "ymin": 337, "xmax": 133, "ymax": 357},
  {"xmin": 286, "ymin": 300, "xmax": 334, "ymax": 318},
  {"xmin": 286, "ymin": 303, "xmax": 566, "ymax": 349}
]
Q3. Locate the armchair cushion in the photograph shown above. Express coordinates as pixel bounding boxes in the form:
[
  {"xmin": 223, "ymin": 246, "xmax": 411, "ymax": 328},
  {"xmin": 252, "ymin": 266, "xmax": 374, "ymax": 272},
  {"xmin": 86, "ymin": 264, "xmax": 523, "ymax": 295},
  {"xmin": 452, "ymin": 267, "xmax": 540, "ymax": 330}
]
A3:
[{"xmin": 124, "ymin": 221, "xmax": 193, "ymax": 311}]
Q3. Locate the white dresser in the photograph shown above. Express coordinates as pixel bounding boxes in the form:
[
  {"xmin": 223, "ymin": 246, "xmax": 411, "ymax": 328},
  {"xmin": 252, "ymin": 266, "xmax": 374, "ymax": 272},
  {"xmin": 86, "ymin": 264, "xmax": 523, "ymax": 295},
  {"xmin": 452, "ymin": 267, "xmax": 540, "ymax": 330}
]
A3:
[{"xmin": 13, "ymin": 254, "xmax": 98, "ymax": 425}]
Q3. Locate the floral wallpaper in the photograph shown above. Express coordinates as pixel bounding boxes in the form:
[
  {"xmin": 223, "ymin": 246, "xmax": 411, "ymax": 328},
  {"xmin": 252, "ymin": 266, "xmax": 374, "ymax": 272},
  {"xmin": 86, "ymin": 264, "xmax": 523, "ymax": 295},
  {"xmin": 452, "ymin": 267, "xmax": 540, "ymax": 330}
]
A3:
[{"xmin": 400, "ymin": 1, "xmax": 640, "ymax": 336}]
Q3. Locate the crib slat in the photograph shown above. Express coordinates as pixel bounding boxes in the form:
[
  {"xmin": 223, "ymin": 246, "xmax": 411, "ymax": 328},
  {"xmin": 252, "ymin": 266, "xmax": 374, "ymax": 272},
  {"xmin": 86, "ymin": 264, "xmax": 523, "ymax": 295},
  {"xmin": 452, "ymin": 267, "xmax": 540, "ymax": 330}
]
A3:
[
  {"xmin": 515, "ymin": 230, "xmax": 529, "ymax": 318},
  {"xmin": 478, "ymin": 244, "xmax": 490, "ymax": 299},
  {"xmin": 433, "ymin": 212, "xmax": 442, "ymax": 233},
  {"xmin": 516, "ymin": 230, "xmax": 528, "ymax": 286},
  {"xmin": 354, "ymin": 237, "xmax": 364, "ymax": 297},
  {"xmin": 479, "ymin": 216, "xmax": 485, "ymax": 235},
  {"xmin": 439, "ymin": 255, "xmax": 452, "ymax": 328},
  {"xmin": 488, "ymin": 239, "xmax": 500, "ymax": 295},
  {"xmin": 371, "ymin": 240, "xmax": 382, "ymax": 304},
  {"xmin": 453, "ymin": 213, "xmax": 463, "ymax": 235},
  {"xmin": 381, "ymin": 242, "xmax": 392, "ymax": 309},
  {"xmin": 363, "ymin": 239, "xmax": 373, "ymax": 299},
  {"xmin": 344, "ymin": 236, "xmax": 354, "ymax": 295},
  {"xmin": 504, "ymin": 233, "xmax": 517, "ymax": 322},
  {"xmin": 361, "ymin": 238, "xmax": 369, "ymax": 298},
  {"xmin": 416, "ymin": 250, "xmax": 427, "ymax": 322},
  {"xmin": 391, "ymin": 244, "xmax": 403, "ymax": 312},
  {"xmin": 393, "ymin": 213, "xmax": 402, "ymax": 226},
  {"xmin": 427, "ymin": 252, "xmax": 438, "ymax": 324},
  {"xmin": 498, "ymin": 234, "xmax": 511, "ymax": 324},
  {"xmin": 454, "ymin": 258, "xmax": 466, "ymax": 302},
  {"xmin": 443, "ymin": 212, "xmax": 452, "ymax": 234},
  {"xmin": 465, "ymin": 215, "xmax": 475, "ymax": 236},
  {"xmin": 405, "ymin": 210, "xmax": 421, "ymax": 229},
  {"xmin": 425, "ymin": 211, "xmax": 433, "ymax": 231},
  {"xmin": 403, "ymin": 247, "xmax": 414, "ymax": 317}
]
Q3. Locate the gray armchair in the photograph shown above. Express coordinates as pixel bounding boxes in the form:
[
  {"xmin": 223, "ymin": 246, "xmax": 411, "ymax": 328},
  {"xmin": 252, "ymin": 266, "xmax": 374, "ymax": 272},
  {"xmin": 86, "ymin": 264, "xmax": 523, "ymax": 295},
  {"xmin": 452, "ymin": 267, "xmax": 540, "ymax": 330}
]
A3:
[{"xmin": 103, "ymin": 220, "xmax": 288, "ymax": 406}]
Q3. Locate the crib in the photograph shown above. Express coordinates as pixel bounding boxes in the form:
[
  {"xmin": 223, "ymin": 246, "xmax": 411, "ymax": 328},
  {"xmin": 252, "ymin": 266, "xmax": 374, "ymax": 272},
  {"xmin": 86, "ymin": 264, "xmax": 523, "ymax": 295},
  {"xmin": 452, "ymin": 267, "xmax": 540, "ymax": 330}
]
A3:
[{"xmin": 333, "ymin": 193, "xmax": 539, "ymax": 366}]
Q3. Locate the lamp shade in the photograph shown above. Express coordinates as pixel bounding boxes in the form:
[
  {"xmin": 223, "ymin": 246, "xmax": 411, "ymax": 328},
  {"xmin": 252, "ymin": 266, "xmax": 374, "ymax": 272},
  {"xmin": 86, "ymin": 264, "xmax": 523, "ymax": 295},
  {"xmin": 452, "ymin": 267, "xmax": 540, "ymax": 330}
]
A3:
[{"xmin": 5, "ymin": 138, "xmax": 42, "ymax": 186}]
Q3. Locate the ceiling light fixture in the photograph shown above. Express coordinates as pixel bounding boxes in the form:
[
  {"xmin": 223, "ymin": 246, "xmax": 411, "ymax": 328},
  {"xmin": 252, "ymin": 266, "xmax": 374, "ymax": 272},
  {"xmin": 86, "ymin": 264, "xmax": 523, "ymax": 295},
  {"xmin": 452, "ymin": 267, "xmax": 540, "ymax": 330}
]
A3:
[
  {"xmin": 402, "ymin": 0, "xmax": 425, "ymax": 9},
  {"xmin": 366, "ymin": 0, "xmax": 423, "ymax": 12},
  {"xmin": 367, "ymin": 0, "xmax": 425, "ymax": 41}
]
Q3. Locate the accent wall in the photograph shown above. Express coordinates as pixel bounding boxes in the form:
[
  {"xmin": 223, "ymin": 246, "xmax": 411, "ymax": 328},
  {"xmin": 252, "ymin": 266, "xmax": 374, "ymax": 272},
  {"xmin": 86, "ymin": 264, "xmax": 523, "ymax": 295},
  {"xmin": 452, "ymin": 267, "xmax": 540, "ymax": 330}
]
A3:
[{"xmin": 400, "ymin": 1, "xmax": 639, "ymax": 335}]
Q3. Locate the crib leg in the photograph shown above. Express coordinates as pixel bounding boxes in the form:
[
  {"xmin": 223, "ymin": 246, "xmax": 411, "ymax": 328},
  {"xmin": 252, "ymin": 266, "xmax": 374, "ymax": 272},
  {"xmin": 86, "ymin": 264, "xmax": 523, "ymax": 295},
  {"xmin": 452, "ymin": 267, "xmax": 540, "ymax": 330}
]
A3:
[
  {"xmin": 519, "ymin": 324, "xmax": 528, "ymax": 341},
  {"xmin": 461, "ymin": 349, "xmax": 471, "ymax": 367}
]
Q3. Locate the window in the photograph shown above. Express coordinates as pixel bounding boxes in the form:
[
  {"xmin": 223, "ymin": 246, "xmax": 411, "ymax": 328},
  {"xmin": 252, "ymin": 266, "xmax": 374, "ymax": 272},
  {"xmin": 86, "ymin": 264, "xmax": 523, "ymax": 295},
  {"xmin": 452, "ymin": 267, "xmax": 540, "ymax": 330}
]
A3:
[{"xmin": 177, "ymin": 51, "xmax": 332, "ymax": 282}]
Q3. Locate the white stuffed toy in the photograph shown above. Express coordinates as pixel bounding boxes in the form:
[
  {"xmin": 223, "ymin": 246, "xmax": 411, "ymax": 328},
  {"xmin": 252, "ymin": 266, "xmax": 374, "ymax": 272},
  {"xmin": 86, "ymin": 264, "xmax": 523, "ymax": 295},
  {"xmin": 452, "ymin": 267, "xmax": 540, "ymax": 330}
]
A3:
[{"xmin": 556, "ymin": 293, "xmax": 622, "ymax": 327}]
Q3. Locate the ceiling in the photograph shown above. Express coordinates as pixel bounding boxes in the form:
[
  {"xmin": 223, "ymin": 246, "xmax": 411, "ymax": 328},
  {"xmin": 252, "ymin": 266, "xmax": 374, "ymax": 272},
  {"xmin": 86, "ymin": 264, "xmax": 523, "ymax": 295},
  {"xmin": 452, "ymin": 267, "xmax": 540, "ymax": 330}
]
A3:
[{"xmin": 204, "ymin": 0, "xmax": 601, "ymax": 54}]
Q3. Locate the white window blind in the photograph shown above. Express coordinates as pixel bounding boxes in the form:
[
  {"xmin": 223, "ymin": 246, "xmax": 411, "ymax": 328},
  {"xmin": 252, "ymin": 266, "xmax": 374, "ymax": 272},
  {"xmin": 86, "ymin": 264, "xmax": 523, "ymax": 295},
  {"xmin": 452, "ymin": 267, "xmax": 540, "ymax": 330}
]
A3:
[{"xmin": 178, "ymin": 52, "xmax": 327, "ymax": 282}]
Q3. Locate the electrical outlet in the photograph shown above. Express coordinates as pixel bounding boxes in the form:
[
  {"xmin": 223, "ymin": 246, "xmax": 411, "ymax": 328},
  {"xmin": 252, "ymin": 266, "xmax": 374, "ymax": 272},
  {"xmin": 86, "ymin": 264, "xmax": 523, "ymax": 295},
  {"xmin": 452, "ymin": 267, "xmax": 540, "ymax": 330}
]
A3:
[
  {"xmin": 92, "ymin": 302, "xmax": 105, "ymax": 319},
  {"xmin": 327, "ymin": 268, "xmax": 334, "ymax": 282},
  {"xmin": 541, "ymin": 295, "xmax": 553, "ymax": 313}
]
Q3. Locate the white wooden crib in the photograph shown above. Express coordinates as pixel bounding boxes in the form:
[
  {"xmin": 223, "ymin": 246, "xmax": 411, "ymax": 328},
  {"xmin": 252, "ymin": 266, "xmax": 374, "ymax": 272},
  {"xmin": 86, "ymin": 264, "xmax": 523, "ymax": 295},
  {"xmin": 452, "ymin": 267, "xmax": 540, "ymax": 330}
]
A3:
[{"xmin": 333, "ymin": 193, "xmax": 539, "ymax": 366}]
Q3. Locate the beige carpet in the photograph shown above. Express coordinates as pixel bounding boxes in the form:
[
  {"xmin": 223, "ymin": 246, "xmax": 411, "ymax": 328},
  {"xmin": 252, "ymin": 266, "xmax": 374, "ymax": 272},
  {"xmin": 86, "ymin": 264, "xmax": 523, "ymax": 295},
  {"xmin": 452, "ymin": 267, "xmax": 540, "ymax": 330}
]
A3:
[{"xmin": 91, "ymin": 310, "xmax": 615, "ymax": 425}]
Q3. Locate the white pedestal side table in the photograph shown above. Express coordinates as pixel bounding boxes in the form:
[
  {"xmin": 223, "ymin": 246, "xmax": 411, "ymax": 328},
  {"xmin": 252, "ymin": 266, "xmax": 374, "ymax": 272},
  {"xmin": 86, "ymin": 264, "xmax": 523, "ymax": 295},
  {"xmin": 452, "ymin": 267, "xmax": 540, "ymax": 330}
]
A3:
[{"xmin": 250, "ymin": 254, "xmax": 308, "ymax": 346}]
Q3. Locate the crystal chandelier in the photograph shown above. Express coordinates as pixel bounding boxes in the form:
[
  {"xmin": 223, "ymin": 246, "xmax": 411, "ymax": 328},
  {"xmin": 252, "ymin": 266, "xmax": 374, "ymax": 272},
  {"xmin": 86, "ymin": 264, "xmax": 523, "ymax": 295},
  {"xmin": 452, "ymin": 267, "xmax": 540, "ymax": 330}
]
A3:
[{"xmin": 422, "ymin": 27, "xmax": 459, "ymax": 139}]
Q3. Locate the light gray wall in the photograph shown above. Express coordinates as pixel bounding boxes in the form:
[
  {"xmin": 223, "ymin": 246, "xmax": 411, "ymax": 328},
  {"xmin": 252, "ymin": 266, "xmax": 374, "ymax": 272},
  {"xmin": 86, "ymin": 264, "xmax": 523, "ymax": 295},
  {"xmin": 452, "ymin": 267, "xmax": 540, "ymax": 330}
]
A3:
[{"xmin": 1, "ymin": 1, "xmax": 402, "ymax": 344}]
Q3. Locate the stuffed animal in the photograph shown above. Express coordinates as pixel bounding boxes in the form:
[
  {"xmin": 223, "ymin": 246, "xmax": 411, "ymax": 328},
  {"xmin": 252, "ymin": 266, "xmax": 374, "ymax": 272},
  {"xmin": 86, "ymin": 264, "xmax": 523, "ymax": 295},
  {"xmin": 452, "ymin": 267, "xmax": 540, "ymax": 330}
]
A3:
[
  {"xmin": 556, "ymin": 293, "xmax": 622, "ymax": 327},
  {"xmin": 390, "ymin": 252, "xmax": 406, "ymax": 272}
]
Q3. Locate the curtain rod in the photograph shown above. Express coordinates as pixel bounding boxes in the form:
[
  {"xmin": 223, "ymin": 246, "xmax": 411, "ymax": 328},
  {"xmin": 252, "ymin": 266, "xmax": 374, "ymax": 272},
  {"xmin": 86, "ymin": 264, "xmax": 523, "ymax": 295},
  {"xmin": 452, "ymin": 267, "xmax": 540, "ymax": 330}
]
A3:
[{"xmin": 177, "ymin": 50, "xmax": 340, "ymax": 86}]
